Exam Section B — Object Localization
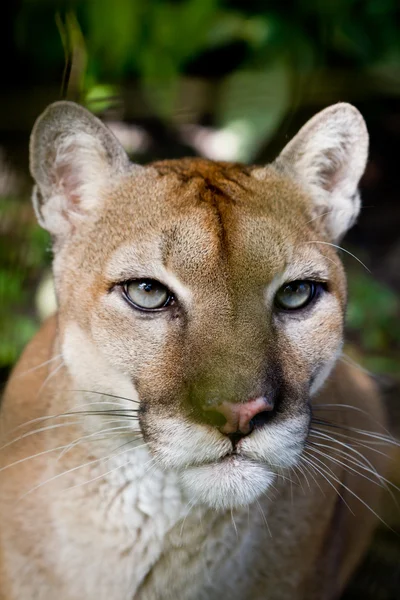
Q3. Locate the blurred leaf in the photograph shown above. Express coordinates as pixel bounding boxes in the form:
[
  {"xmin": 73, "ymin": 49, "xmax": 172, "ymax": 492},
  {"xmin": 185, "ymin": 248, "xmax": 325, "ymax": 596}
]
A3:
[
  {"xmin": 0, "ymin": 316, "xmax": 38, "ymax": 368},
  {"xmin": 346, "ymin": 271, "xmax": 400, "ymax": 373},
  {"xmin": 86, "ymin": 0, "xmax": 142, "ymax": 75},
  {"xmin": 0, "ymin": 197, "xmax": 49, "ymax": 368},
  {"xmin": 56, "ymin": 11, "xmax": 88, "ymax": 100},
  {"xmin": 206, "ymin": 13, "xmax": 272, "ymax": 50},
  {"xmin": 85, "ymin": 84, "xmax": 121, "ymax": 114},
  {"xmin": 216, "ymin": 59, "xmax": 291, "ymax": 162}
]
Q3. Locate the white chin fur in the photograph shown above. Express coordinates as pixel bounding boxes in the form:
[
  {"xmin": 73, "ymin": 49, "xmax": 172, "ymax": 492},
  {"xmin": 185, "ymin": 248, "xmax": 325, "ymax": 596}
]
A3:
[{"xmin": 179, "ymin": 458, "xmax": 275, "ymax": 510}]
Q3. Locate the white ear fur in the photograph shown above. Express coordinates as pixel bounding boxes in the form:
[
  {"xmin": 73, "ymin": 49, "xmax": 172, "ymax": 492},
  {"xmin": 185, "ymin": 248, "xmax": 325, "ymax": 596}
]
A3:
[
  {"xmin": 274, "ymin": 103, "xmax": 369, "ymax": 241},
  {"xmin": 30, "ymin": 101, "xmax": 136, "ymax": 238}
]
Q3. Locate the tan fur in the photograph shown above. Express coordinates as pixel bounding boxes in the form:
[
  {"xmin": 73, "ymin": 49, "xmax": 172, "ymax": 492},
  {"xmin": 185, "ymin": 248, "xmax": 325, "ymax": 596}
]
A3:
[{"xmin": 0, "ymin": 102, "xmax": 390, "ymax": 599}]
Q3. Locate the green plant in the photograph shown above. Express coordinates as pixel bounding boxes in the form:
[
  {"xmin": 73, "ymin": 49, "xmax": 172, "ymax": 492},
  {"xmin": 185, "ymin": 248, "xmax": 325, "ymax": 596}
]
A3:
[
  {"xmin": 0, "ymin": 198, "xmax": 50, "ymax": 367},
  {"xmin": 346, "ymin": 270, "xmax": 400, "ymax": 374}
]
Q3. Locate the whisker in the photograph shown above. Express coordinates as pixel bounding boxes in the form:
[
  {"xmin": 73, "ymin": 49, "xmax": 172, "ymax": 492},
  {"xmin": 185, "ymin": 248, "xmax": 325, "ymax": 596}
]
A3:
[
  {"xmin": 339, "ymin": 354, "xmax": 371, "ymax": 376},
  {"xmin": 2, "ymin": 400, "xmax": 140, "ymax": 439},
  {"xmin": 298, "ymin": 459, "xmax": 325, "ymax": 496},
  {"xmin": 310, "ymin": 425, "xmax": 392, "ymax": 457},
  {"xmin": 0, "ymin": 442, "xmax": 87, "ymax": 474},
  {"xmin": 307, "ymin": 441, "xmax": 399, "ymax": 496},
  {"xmin": 308, "ymin": 437, "xmax": 391, "ymax": 479},
  {"xmin": 311, "ymin": 403, "xmax": 393, "ymax": 438},
  {"xmin": 288, "ymin": 467, "xmax": 294, "ymax": 504},
  {"xmin": 0, "ymin": 411, "xmax": 139, "ymax": 453},
  {"xmin": 141, "ymin": 455, "xmax": 157, "ymax": 475},
  {"xmin": 301, "ymin": 452, "xmax": 354, "ymax": 514},
  {"xmin": 304, "ymin": 210, "xmax": 333, "ymax": 226},
  {"xmin": 18, "ymin": 444, "xmax": 145, "ymax": 500},
  {"xmin": 37, "ymin": 361, "xmax": 65, "ymax": 397},
  {"xmin": 70, "ymin": 400, "xmax": 139, "ymax": 411},
  {"xmin": 0, "ymin": 413, "xmax": 82, "ymax": 437},
  {"xmin": 312, "ymin": 403, "xmax": 374, "ymax": 413},
  {"xmin": 70, "ymin": 389, "xmax": 140, "ymax": 405},
  {"xmin": 103, "ymin": 453, "xmax": 158, "ymax": 515},
  {"xmin": 304, "ymin": 241, "xmax": 371, "ymax": 273},
  {"xmin": 269, "ymin": 467, "xmax": 297, "ymax": 486},
  {"xmin": 15, "ymin": 354, "xmax": 63, "ymax": 379},
  {"xmin": 255, "ymin": 498, "xmax": 272, "ymax": 538},
  {"xmin": 303, "ymin": 449, "xmax": 394, "ymax": 530},
  {"xmin": 308, "ymin": 430, "xmax": 399, "ymax": 508},
  {"xmin": 297, "ymin": 462, "xmax": 311, "ymax": 489},
  {"xmin": 56, "ymin": 425, "xmax": 140, "ymax": 461},
  {"xmin": 66, "ymin": 410, "xmax": 139, "ymax": 419},
  {"xmin": 230, "ymin": 508, "xmax": 238, "ymax": 539},
  {"xmin": 0, "ymin": 429, "xmax": 141, "ymax": 474},
  {"xmin": 310, "ymin": 424, "xmax": 399, "ymax": 448},
  {"xmin": 309, "ymin": 430, "xmax": 388, "ymax": 470},
  {"xmin": 0, "ymin": 419, "xmax": 86, "ymax": 452},
  {"xmin": 60, "ymin": 443, "xmax": 149, "ymax": 494},
  {"xmin": 180, "ymin": 499, "xmax": 197, "ymax": 538},
  {"xmin": 289, "ymin": 465, "xmax": 306, "ymax": 495}
]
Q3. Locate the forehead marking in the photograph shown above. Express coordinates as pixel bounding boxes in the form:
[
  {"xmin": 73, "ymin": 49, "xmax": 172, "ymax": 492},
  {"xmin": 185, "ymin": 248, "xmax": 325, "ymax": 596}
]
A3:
[{"xmin": 152, "ymin": 159, "xmax": 253, "ymax": 265}]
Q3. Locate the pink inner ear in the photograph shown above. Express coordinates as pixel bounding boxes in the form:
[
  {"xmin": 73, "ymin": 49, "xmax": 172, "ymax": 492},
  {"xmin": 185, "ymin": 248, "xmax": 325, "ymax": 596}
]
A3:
[
  {"xmin": 56, "ymin": 161, "xmax": 83, "ymax": 208},
  {"xmin": 47, "ymin": 130, "xmax": 108, "ymax": 212},
  {"xmin": 50, "ymin": 136, "xmax": 91, "ymax": 210},
  {"xmin": 319, "ymin": 147, "xmax": 346, "ymax": 193}
]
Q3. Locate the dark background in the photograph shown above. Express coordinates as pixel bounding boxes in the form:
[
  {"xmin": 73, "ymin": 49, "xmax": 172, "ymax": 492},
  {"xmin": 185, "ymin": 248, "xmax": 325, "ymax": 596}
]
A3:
[{"xmin": 0, "ymin": 1, "xmax": 399, "ymax": 597}]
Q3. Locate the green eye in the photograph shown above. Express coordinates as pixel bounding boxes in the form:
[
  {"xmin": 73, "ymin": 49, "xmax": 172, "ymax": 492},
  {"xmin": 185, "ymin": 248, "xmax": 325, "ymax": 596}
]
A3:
[
  {"xmin": 275, "ymin": 281, "xmax": 317, "ymax": 310},
  {"xmin": 123, "ymin": 280, "xmax": 172, "ymax": 310}
]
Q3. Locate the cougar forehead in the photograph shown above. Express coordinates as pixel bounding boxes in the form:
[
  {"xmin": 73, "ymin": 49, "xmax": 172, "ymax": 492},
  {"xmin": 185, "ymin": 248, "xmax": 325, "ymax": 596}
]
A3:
[{"xmin": 67, "ymin": 158, "xmax": 337, "ymax": 293}]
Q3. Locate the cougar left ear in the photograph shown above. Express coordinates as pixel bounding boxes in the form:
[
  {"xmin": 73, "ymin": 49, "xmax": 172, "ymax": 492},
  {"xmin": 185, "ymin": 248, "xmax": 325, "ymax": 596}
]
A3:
[
  {"xmin": 273, "ymin": 103, "xmax": 369, "ymax": 242},
  {"xmin": 29, "ymin": 101, "xmax": 137, "ymax": 240}
]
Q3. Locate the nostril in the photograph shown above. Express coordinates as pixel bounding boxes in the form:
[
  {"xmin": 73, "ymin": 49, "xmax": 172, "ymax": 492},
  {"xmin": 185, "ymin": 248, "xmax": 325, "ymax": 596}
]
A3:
[
  {"xmin": 201, "ymin": 396, "xmax": 274, "ymax": 436},
  {"xmin": 250, "ymin": 410, "xmax": 273, "ymax": 429}
]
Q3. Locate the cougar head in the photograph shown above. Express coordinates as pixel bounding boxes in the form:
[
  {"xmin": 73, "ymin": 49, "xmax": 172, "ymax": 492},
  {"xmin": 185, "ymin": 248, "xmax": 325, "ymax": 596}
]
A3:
[{"xmin": 30, "ymin": 101, "xmax": 368, "ymax": 509}]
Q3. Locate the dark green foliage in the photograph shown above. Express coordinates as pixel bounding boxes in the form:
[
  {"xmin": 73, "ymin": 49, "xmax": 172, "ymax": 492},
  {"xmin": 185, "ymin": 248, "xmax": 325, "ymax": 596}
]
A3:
[
  {"xmin": 15, "ymin": 0, "xmax": 400, "ymax": 112},
  {"xmin": 347, "ymin": 269, "xmax": 400, "ymax": 374},
  {"xmin": 0, "ymin": 198, "xmax": 51, "ymax": 367}
]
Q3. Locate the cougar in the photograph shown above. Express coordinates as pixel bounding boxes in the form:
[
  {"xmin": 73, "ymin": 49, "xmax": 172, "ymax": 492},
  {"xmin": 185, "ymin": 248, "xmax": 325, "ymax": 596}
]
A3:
[{"xmin": 0, "ymin": 101, "xmax": 392, "ymax": 599}]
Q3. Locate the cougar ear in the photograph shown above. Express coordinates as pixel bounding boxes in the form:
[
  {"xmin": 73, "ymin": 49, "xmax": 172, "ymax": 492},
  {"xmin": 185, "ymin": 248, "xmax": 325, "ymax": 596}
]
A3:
[
  {"xmin": 274, "ymin": 103, "xmax": 369, "ymax": 241},
  {"xmin": 29, "ymin": 101, "xmax": 135, "ymax": 238}
]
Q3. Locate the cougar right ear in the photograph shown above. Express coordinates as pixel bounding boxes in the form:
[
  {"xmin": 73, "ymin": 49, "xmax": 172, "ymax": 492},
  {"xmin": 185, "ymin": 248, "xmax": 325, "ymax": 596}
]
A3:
[
  {"xmin": 272, "ymin": 103, "xmax": 369, "ymax": 242},
  {"xmin": 30, "ymin": 101, "xmax": 137, "ymax": 239}
]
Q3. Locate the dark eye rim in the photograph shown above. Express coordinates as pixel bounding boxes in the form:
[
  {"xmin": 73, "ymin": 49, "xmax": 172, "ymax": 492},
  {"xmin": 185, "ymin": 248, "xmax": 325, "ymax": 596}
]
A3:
[
  {"xmin": 121, "ymin": 279, "xmax": 175, "ymax": 312},
  {"xmin": 274, "ymin": 280, "xmax": 325, "ymax": 312}
]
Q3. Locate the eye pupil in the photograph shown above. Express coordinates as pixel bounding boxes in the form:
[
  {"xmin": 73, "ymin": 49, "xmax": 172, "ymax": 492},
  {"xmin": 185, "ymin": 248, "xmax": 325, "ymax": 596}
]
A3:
[{"xmin": 140, "ymin": 282, "xmax": 153, "ymax": 293}]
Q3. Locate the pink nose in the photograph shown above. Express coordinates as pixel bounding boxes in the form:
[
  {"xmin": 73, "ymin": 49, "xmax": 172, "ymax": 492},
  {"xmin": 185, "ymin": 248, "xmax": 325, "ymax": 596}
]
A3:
[{"xmin": 205, "ymin": 396, "xmax": 274, "ymax": 435}]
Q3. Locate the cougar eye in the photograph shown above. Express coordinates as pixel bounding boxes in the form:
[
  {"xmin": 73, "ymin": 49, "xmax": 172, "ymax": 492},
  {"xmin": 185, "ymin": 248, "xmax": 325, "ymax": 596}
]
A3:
[
  {"xmin": 123, "ymin": 280, "xmax": 172, "ymax": 310},
  {"xmin": 275, "ymin": 281, "xmax": 317, "ymax": 310}
]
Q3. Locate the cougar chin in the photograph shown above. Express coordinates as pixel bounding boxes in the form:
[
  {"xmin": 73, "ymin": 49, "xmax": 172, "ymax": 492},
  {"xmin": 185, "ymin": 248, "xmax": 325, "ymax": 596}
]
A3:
[{"xmin": 179, "ymin": 458, "xmax": 275, "ymax": 510}]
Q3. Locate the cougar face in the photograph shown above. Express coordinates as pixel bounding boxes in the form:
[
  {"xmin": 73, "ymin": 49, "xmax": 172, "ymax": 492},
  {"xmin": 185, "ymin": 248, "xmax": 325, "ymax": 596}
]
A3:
[{"xmin": 30, "ymin": 102, "xmax": 368, "ymax": 509}]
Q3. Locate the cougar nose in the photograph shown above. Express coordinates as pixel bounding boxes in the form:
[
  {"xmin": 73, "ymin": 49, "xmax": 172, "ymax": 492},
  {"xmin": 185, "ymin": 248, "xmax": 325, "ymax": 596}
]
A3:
[{"xmin": 204, "ymin": 396, "xmax": 274, "ymax": 436}]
